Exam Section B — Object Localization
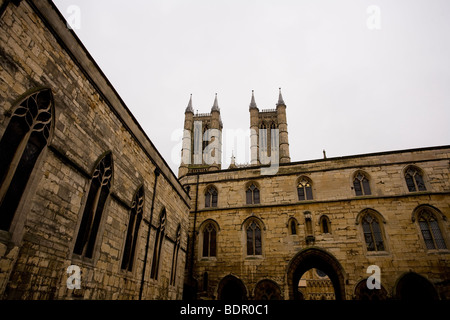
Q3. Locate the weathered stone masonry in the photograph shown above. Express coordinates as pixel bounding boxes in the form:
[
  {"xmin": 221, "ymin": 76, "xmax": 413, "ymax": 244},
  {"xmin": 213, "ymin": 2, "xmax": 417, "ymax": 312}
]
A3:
[
  {"xmin": 0, "ymin": 0, "xmax": 190, "ymax": 299},
  {"xmin": 181, "ymin": 147, "xmax": 450, "ymax": 300}
]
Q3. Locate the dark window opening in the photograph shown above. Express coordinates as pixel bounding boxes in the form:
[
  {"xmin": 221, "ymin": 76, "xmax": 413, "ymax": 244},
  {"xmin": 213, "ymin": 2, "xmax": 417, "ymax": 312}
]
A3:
[
  {"xmin": 0, "ymin": 89, "xmax": 53, "ymax": 231},
  {"xmin": 74, "ymin": 153, "xmax": 113, "ymax": 258},
  {"xmin": 121, "ymin": 186, "xmax": 144, "ymax": 271}
]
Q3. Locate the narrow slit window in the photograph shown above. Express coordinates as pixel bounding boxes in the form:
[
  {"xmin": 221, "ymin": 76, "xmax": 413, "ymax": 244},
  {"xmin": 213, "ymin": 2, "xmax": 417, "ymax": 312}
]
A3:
[
  {"xmin": 170, "ymin": 225, "xmax": 181, "ymax": 286},
  {"xmin": 74, "ymin": 153, "xmax": 113, "ymax": 258},
  {"xmin": 121, "ymin": 186, "xmax": 144, "ymax": 271},
  {"xmin": 151, "ymin": 209, "xmax": 166, "ymax": 279}
]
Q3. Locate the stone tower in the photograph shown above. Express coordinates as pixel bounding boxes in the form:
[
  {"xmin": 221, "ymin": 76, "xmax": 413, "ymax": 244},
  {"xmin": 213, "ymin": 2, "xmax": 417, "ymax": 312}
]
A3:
[
  {"xmin": 249, "ymin": 88, "xmax": 291, "ymax": 165},
  {"xmin": 179, "ymin": 94, "xmax": 223, "ymax": 177}
]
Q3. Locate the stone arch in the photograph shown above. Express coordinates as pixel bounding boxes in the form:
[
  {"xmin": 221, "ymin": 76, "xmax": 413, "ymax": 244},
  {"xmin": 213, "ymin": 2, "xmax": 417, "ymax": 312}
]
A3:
[
  {"xmin": 286, "ymin": 247, "xmax": 347, "ymax": 300},
  {"xmin": 253, "ymin": 279, "xmax": 282, "ymax": 300},
  {"xmin": 353, "ymin": 278, "xmax": 388, "ymax": 300},
  {"xmin": 217, "ymin": 274, "xmax": 248, "ymax": 301},
  {"xmin": 394, "ymin": 272, "xmax": 439, "ymax": 300}
]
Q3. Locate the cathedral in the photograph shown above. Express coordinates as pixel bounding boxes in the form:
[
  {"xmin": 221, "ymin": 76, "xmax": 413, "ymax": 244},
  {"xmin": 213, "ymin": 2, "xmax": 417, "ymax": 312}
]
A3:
[
  {"xmin": 0, "ymin": 0, "xmax": 449, "ymax": 301},
  {"xmin": 178, "ymin": 90, "xmax": 450, "ymax": 300}
]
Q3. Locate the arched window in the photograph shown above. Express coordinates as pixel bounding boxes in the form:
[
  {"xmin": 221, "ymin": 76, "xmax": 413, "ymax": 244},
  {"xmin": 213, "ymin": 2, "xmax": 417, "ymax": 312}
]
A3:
[
  {"xmin": 290, "ymin": 219, "xmax": 297, "ymax": 235},
  {"xmin": 297, "ymin": 177, "xmax": 313, "ymax": 201},
  {"xmin": 246, "ymin": 220, "xmax": 262, "ymax": 256},
  {"xmin": 151, "ymin": 208, "xmax": 166, "ymax": 279},
  {"xmin": 360, "ymin": 210, "xmax": 385, "ymax": 252},
  {"xmin": 353, "ymin": 172, "xmax": 371, "ymax": 196},
  {"xmin": 121, "ymin": 185, "xmax": 144, "ymax": 271},
  {"xmin": 320, "ymin": 215, "xmax": 331, "ymax": 234},
  {"xmin": 416, "ymin": 208, "xmax": 447, "ymax": 250},
  {"xmin": 205, "ymin": 186, "xmax": 218, "ymax": 208},
  {"xmin": 170, "ymin": 225, "xmax": 181, "ymax": 286},
  {"xmin": 202, "ymin": 222, "xmax": 217, "ymax": 257},
  {"xmin": 254, "ymin": 279, "xmax": 282, "ymax": 300},
  {"xmin": 74, "ymin": 152, "xmax": 113, "ymax": 258},
  {"xmin": 246, "ymin": 183, "xmax": 260, "ymax": 204},
  {"xmin": 405, "ymin": 166, "xmax": 426, "ymax": 192},
  {"xmin": 0, "ymin": 89, "xmax": 53, "ymax": 231},
  {"xmin": 259, "ymin": 122, "xmax": 267, "ymax": 152}
]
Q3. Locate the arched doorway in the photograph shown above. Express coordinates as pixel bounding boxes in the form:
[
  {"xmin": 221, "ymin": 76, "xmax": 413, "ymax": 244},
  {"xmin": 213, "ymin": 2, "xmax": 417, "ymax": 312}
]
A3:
[
  {"xmin": 354, "ymin": 279, "xmax": 388, "ymax": 300},
  {"xmin": 254, "ymin": 279, "xmax": 282, "ymax": 300},
  {"xmin": 287, "ymin": 248, "xmax": 346, "ymax": 300},
  {"xmin": 394, "ymin": 272, "xmax": 439, "ymax": 300},
  {"xmin": 217, "ymin": 275, "xmax": 247, "ymax": 301}
]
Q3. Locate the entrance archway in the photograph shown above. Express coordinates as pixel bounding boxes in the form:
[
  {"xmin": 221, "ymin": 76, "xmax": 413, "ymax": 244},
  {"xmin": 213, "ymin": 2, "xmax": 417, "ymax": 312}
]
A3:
[
  {"xmin": 394, "ymin": 272, "xmax": 439, "ymax": 300},
  {"xmin": 287, "ymin": 248, "xmax": 346, "ymax": 300},
  {"xmin": 217, "ymin": 275, "xmax": 247, "ymax": 300}
]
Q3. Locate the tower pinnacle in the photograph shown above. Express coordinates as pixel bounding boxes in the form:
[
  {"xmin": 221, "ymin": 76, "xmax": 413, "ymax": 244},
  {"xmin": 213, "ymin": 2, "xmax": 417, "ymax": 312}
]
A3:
[
  {"xmin": 185, "ymin": 94, "xmax": 194, "ymax": 113},
  {"xmin": 276, "ymin": 87, "xmax": 285, "ymax": 107},
  {"xmin": 249, "ymin": 90, "xmax": 258, "ymax": 110},
  {"xmin": 211, "ymin": 93, "xmax": 220, "ymax": 112}
]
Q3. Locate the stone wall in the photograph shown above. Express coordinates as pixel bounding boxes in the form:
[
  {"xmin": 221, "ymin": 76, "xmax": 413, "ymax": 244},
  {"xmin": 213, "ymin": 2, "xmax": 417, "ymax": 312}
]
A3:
[
  {"xmin": 181, "ymin": 146, "xmax": 450, "ymax": 299},
  {"xmin": 0, "ymin": 0, "xmax": 189, "ymax": 299}
]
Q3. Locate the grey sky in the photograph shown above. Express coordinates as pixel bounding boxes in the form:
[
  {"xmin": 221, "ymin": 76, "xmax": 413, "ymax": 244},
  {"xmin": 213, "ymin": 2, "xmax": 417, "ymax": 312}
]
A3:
[{"xmin": 53, "ymin": 0, "xmax": 450, "ymax": 174}]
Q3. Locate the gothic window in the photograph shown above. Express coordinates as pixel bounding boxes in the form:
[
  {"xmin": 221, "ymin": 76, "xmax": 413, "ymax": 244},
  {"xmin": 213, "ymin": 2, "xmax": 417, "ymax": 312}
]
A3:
[
  {"xmin": 205, "ymin": 186, "xmax": 218, "ymax": 208},
  {"xmin": 353, "ymin": 172, "xmax": 371, "ymax": 196},
  {"xmin": 405, "ymin": 166, "xmax": 426, "ymax": 192},
  {"xmin": 0, "ymin": 89, "xmax": 53, "ymax": 231},
  {"xmin": 121, "ymin": 186, "xmax": 144, "ymax": 271},
  {"xmin": 320, "ymin": 215, "xmax": 331, "ymax": 234},
  {"xmin": 246, "ymin": 183, "xmax": 260, "ymax": 204},
  {"xmin": 254, "ymin": 280, "xmax": 282, "ymax": 300},
  {"xmin": 74, "ymin": 152, "xmax": 113, "ymax": 258},
  {"xmin": 246, "ymin": 220, "xmax": 262, "ymax": 256},
  {"xmin": 360, "ymin": 210, "xmax": 385, "ymax": 252},
  {"xmin": 150, "ymin": 208, "xmax": 166, "ymax": 279},
  {"xmin": 170, "ymin": 225, "xmax": 181, "ymax": 286},
  {"xmin": 202, "ymin": 222, "xmax": 217, "ymax": 257},
  {"xmin": 259, "ymin": 123, "xmax": 267, "ymax": 152},
  {"xmin": 297, "ymin": 177, "xmax": 313, "ymax": 201},
  {"xmin": 417, "ymin": 209, "xmax": 447, "ymax": 250}
]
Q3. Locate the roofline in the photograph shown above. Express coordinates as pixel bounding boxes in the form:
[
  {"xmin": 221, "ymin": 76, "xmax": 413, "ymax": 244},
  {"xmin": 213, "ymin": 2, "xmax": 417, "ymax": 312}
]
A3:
[{"xmin": 183, "ymin": 144, "xmax": 450, "ymax": 177}]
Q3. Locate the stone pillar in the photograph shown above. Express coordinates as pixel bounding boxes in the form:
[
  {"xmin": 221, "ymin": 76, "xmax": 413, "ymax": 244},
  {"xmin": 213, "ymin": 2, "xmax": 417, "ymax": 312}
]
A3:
[{"xmin": 277, "ymin": 102, "xmax": 290, "ymax": 163}]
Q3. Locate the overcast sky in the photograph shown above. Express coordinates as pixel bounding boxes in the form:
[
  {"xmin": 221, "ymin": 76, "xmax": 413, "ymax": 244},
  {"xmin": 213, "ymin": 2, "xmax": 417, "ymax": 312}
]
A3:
[{"xmin": 53, "ymin": 0, "xmax": 450, "ymax": 175}]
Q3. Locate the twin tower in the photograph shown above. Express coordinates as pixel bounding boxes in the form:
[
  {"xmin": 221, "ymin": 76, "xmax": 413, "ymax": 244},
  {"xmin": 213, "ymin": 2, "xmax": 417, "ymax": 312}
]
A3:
[{"xmin": 178, "ymin": 89, "xmax": 291, "ymax": 177}]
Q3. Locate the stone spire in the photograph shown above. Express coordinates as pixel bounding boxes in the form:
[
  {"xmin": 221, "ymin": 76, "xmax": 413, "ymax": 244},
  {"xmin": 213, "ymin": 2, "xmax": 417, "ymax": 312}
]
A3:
[
  {"xmin": 185, "ymin": 94, "xmax": 194, "ymax": 113},
  {"xmin": 211, "ymin": 93, "xmax": 220, "ymax": 112},
  {"xmin": 249, "ymin": 90, "xmax": 258, "ymax": 110},
  {"xmin": 276, "ymin": 87, "xmax": 285, "ymax": 107}
]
